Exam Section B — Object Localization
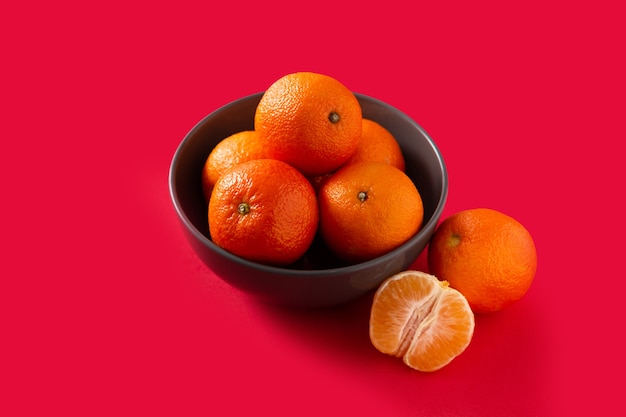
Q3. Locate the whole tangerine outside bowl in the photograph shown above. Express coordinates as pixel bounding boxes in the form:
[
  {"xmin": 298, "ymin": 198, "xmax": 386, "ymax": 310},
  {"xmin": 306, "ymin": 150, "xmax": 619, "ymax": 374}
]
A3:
[{"xmin": 168, "ymin": 92, "xmax": 448, "ymax": 308}]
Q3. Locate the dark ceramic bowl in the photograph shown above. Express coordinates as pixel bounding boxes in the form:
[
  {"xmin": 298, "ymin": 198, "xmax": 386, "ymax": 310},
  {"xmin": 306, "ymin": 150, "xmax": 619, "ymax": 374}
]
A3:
[{"xmin": 169, "ymin": 92, "xmax": 448, "ymax": 308}]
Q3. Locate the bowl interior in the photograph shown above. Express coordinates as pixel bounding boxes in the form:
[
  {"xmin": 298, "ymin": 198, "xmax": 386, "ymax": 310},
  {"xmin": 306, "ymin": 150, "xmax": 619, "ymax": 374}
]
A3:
[{"xmin": 170, "ymin": 92, "xmax": 447, "ymax": 273}]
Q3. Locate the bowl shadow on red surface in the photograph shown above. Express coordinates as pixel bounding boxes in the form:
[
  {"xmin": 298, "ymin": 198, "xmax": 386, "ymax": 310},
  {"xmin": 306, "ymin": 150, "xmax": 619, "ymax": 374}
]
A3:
[
  {"xmin": 251, "ymin": 289, "xmax": 381, "ymax": 363},
  {"xmin": 246, "ymin": 253, "xmax": 551, "ymax": 416},
  {"xmin": 248, "ymin": 251, "xmax": 431, "ymax": 367}
]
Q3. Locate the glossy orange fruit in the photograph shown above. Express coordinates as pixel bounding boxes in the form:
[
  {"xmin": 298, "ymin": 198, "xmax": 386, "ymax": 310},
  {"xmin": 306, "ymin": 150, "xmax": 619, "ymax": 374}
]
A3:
[
  {"xmin": 307, "ymin": 172, "xmax": 334, "ymax": 194},
  {"xmin": 345, "ymin": 118, "xmax": 406, "ymax": 171},
  {"xmin": 370, "ymin": 270, "xmax": 475, "ymax": 372},
  {"xmin": 208, "ymin": 159, "xmax": 319, "ymax": 266},
  {"xmin": 318, "ymin": 161, "xmax": 423, "ymax": 263},
  {"xmin": 201, "ymin": 130, "xmax": 267, "ymax": 202},
  {"xmin": 254, "ymin": 72, "xmax": 362, "ymax": 176},
  {"xmin": 428, "ymin": 208, "xmax": 537, "ymax": 313}
]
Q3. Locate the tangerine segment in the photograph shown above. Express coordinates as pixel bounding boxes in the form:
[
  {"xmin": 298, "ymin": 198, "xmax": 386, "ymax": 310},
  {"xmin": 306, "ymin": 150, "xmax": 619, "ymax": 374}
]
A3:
[{"xmin": 369, "ymin": 271, "xmax": 475, "ymax": 372}]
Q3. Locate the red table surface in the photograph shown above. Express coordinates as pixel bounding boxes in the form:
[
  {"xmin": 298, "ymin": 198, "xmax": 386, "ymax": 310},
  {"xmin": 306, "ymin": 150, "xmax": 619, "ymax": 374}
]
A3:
[{"xmin": 2, "ymin": 1, "xmax": 624, "ymax": 416}]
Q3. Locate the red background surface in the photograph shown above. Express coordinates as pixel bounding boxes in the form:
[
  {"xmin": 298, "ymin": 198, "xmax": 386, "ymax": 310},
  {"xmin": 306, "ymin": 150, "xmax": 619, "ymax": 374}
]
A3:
[{"xmin": 2, "ymin": 1, "xmax": 624, "ymax": 416}]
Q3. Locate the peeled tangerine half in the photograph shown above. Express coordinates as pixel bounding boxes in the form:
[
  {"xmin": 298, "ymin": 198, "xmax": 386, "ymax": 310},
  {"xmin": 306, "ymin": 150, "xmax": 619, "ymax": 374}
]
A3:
[{"xmin": 369, "ymin": 271, "xmax": 475, "ymax": 372}]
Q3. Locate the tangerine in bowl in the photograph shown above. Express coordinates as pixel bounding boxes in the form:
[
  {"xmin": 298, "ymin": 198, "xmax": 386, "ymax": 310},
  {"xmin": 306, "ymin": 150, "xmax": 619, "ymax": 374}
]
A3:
[{"xmin": 169, "ymin": 92, "xmax": 448, "ymax": 308}]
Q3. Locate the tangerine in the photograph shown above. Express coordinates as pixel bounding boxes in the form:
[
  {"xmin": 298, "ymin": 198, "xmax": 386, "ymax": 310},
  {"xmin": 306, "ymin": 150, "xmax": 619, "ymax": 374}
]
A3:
[
  {"xmin": 208, "ymin": 159, "xmax": 319, "ymax": 266},
  {"xmin": 318, "ymin": 161, "xmax": 423, "ymax": 263},
  {"xmin": 369, "ymin": 270, "xmax": 475, "ymax": 372},
  {"xmin": 307, "ymin": 171, "xmax": 334, "ymax": 194},
  {"xmin": 345, "ymin": 118, "xmax": 406, "ymax": 171},
  {"xmin": 201, "ymin": 130, "xmax": 267, "ymax": 202},
  {"xmin": 427, "ymin": 208, "xmax": 537, "ymax": 313},
  {"xmin": 254, "ymin": 72, "xmax": 362, "ymax": 176}
]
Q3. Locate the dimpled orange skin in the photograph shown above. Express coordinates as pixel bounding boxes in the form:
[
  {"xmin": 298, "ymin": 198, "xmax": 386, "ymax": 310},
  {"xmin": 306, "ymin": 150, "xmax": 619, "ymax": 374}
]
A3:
[
  {"xmin": 427, "ymin": 208, "xmax": 537, "ymax": 313},
  {"xmin": 318, "ymin": 161, "xmax": 424, "ymax": 264},
  {"xmin": 208, "ymin": 159, "xmax": 319, "ymax": 266},
  {"xmin": 254, "ymin": 72, "xmax": 362, "ymax": 177},
  {"xmin": 201, "ymin": 130, "xmax": 267, "ymax": 202},
  {"xmin": 345, "ymin": 118, "xmax": 406, "ymax": 171}
]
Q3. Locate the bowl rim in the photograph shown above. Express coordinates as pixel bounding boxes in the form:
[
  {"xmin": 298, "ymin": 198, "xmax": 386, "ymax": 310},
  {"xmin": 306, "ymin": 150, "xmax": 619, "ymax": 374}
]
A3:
[{"xmin": 168, "ymin": 92, "xmax": 448, "ymax": 278}]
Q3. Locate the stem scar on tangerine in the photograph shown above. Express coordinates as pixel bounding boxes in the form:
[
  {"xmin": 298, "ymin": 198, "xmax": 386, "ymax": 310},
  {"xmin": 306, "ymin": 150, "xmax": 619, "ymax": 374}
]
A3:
[
  {"xmin": 328, "ymin": 111, "xmax": 340, "ymax": 123},
  {"xmin": 237, "ymin": 202, "xmax": 250, "ymax": 215}
]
